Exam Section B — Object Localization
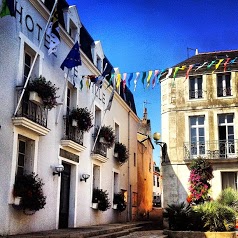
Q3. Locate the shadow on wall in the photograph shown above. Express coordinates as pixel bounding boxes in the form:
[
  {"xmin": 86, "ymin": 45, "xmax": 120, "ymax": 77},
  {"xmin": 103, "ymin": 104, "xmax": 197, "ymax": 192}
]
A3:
[{"xmin": 161, "ymin": 155, "xmax": 189, "ymax": 208}]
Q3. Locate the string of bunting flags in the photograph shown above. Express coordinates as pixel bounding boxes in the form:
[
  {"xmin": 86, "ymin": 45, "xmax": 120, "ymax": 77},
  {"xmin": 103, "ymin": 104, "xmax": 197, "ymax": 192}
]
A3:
[
  {"xmin": 58, "ymin": 34, "xmax": 238, "ymax": 92},
  {"xmin": 75, "ymin": 55, "xmax": 238, "ymax": 92}
]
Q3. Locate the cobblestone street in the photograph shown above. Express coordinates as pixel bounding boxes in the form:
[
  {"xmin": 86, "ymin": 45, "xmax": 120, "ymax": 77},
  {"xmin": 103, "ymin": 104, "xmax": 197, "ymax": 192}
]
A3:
[{"xmin": 120, "ymin": 230, "xmax": 166, "ymax": 238}]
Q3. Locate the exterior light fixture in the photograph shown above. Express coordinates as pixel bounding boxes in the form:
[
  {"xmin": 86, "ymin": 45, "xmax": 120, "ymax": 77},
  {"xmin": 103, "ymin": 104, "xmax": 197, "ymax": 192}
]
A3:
[
  {"xmin": 153, "ymin": 132, "xmax": 167, "ymax": 162},
  {"xmin": 53, "ymin": 164, "xmax": 64, "ymax": 176},
  {"xmin": 80, "ymin": 174, "xmax": 90, "ymax": 182}
]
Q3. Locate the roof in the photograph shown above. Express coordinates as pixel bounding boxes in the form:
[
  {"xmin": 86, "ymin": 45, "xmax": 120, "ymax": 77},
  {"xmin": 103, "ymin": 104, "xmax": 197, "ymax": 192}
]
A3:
[
  {"xmin": 44, "ymin": 1, "xmax": 137, "ymax": 115},
  {"xmin": 162, "ymin": 49, "xmax": 238, "ymax": 79}
]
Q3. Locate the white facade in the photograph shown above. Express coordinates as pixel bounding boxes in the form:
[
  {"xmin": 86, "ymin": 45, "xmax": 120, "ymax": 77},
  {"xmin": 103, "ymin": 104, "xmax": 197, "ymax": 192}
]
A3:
[{"xmin": 0, "ymin": 0, "xmax": 139, "ymax": 235}]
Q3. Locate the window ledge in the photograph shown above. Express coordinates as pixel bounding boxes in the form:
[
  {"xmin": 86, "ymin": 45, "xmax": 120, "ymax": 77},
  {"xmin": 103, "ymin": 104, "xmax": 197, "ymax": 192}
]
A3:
[
  {"xmin": 91, "ymin": 153, "xmax": 108, "ymax": 163},
  {"xmin": 61, "ymin": 140, "xmax": 86, "ymax": 153},
  {"xmin": 12, "ymin": 117, "xmax": 50, "ymax": 136}
]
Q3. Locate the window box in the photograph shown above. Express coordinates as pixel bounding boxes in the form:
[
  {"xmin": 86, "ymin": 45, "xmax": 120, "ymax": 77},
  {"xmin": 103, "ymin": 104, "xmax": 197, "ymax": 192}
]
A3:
[{"xmin": 29, "ymin": 91, "xmax": 43, "ymax": 105}]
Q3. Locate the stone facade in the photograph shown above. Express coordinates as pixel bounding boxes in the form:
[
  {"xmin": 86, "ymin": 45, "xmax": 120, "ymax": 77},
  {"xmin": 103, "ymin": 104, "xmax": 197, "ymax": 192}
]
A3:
[{"xmin": 160, "ymin": 50, "xmax": 238, "ymax": 207}]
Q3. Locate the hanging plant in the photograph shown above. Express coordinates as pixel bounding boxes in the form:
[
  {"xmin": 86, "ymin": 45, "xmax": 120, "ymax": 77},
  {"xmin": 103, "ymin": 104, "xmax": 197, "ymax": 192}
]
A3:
[
  {"xmin": 187, "ymin": 157, "xmax": 213, "ymax": 205},
  {"xmin": 96, "ymin": 125, "xmax": 115, "ymax": 149},
  {"xmin": 27, "ymin": 76, "xmax": 59, "ymax": 110},
  {"xmin": 13, "ymin": 173, "xmax": 46, "ymax": 214},
  {"xmin": 70, "ymin": 107, "xmax": 93, "ymax": 132},
  {"xmin": 92, "ymin": 188, "xmax": 111, "ymax": 211},
  {"xmin": 113, "ymin": 193, "xmax": 127, "ymax": 212},
  {"xmin": 114, "ymin": 142, "xmax": 129, "ymax": 164}
]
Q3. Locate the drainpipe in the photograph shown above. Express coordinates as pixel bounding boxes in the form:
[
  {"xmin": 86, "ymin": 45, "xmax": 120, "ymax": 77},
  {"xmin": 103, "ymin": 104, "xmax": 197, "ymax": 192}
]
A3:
[{"xmin": 127, "ymin": 110, "xmax": 131, "ymax": 221}]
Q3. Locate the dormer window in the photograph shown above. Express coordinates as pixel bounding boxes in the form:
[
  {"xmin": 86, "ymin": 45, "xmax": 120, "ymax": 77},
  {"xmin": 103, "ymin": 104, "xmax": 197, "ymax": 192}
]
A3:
[
  {"xmin": 97, "ymin": 55, "xmax": 102, "ymax": 72},
  {"xmin": 69, "ymin": 19, "xmax": 77, "ymax": 40}
]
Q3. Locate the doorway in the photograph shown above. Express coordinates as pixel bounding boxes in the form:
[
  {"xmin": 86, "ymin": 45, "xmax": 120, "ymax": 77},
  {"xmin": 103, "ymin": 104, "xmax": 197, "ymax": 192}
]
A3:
[{"xmin": 59, "ymin": 162, "xmax": 71, "ymax": 229}]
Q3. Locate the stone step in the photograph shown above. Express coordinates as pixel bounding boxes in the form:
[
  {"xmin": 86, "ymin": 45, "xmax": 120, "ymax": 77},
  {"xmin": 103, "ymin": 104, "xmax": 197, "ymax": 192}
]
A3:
[{"xmin": 89, "ymin": 226, "xmax": 143, "ymax": 238}]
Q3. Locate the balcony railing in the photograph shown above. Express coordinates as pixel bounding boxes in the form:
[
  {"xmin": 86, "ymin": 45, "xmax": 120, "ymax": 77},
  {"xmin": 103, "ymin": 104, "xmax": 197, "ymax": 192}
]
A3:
[
  {"xmin": 93, "ymin": 141, "xmax": 107, "ymax": 157},
  {"xmin": 15, "ymin": 91, "xmax": 48, "ymax": 127},
  {"xmin": 184, "ymin": 140, "xmax": 238, "ymax": 160},
  {"xmin": 189, "ymin": 89, "xmax": 203, "ymax": 99},
  {"xmin": 217, "ymin": 87, "xmax": 232, "ymax": 97},
  {"xmin": 62, "ymin": 116, "xmax": 83, "ymax": 145}
]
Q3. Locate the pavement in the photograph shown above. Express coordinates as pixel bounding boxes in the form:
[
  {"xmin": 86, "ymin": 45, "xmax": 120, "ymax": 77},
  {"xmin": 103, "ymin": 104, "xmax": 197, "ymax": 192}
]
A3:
[{"xmin": 3, "ymin": 221, "xmax": 167, "ymax": 238}]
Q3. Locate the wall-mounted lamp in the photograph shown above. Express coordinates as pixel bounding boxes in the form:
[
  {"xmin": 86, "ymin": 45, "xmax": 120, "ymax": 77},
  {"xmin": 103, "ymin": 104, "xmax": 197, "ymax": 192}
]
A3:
[
  {"xmin": 80, "ymin": 173, "xmax": 90, "ymax": 182},
  {"xmin": 53, "ymin": 164, "xmax": 64, "ymax": 176},
  {"xmin": 153, "ymin": 132, "xmax": 167, "ymax": 162}
]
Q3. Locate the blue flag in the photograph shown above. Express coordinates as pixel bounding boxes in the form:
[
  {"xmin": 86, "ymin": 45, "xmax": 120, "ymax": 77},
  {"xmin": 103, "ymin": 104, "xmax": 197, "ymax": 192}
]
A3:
[{"xmin": 60, "ymin": 41, "xmax": 81, "ymax": 70}]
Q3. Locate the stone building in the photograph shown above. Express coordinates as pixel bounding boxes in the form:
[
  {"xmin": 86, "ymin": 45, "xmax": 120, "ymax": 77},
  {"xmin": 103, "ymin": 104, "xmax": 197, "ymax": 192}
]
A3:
[
  {"xmin": 137, "ymin": 107, "xmax": 154, "ymax": 217},
  {"xmin": 160, "ymin": 50, "xmax": 238, "ymax": 207},
  {"xmin": 0, "ymin": 0, "xmax": 139, "ymax": 235}
]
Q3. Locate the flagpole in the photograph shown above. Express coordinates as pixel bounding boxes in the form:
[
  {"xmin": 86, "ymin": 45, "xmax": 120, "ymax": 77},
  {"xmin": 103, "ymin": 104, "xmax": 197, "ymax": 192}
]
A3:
[
  {"xmin": 89, "ymin": 63, "xmax": 108, "ymax": 112},
  {"xmin": 55, "ymin": 69, "xmax": 70, "ymax": 124},
  {"xmin": 91, "ymin": 85, "xmax": 114, "ymax": 153},
  {"xmin": 14, "ymin": 0, "xmax": 58, "ymax": 116},
  {"xmin": 91, "ymin": 110, "xmax": 107, "ymax": 153}
]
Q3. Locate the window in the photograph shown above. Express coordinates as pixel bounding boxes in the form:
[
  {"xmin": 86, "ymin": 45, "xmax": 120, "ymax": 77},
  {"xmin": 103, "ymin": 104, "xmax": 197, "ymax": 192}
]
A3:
[
  {"xmin": 217, "ymin": 73, "xmax": 232, "ymax": 97},
  {"xmin": 132, "ymin": 192, "xmax": 137, "ymax": 207},
  {"xmin": 133, "ymin": 153, "xmax": 136, "ymax": 167},
  {"xmin": 222, "ymin": 172, "xmax": 237, "ymax": 190},
  {"xmin": 113, "ymin": 172, "xmax": 119, "ymax": 194},
  {"xmin": 190, "ymin": 116, "xmax": 205, "ymax": 156},
  {"xmin": 189, "ymin": 76, "xmax": 203, "ymax": 99},
  {"xmin": 24, "ymin": 52, "xmax": 32, "ymax": 82},
  {"xmin": 16, "ymin": 136, "xmax": 35, "ymax": 177},
  {"xmin": 96, "ymin": 55, "xmax": 102, "ymax": 72},
  {"xmin": 69, "ymin": 19, "xmax": 77, "ymax": 40},
  {"xmin": 157, "ymin": 176, "xmax": 159, "ymax": 187},
  {"xmin": 93, "ymin": 164, "xmax": 100, "ymax": 189},
  {"xmin": 23, "ymin": 44, "xmax": 39, "ymax": 83},
  {"xmin": 115, "ymin": 123, "xmax": 119, "ymax": 143},
  {"xmin": 218, "ymin": 114, "xmax": 235, "ymax": 158},
  {"xmin": 94, "ymin": 106, "xmax": 101, "ymax": 128}
]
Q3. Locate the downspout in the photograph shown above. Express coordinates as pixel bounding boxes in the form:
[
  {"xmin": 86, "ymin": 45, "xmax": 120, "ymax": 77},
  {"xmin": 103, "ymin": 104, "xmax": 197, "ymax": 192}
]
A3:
[{"xmin": 127, "ymin": 110, "xmax": 131, "ymax": 221}]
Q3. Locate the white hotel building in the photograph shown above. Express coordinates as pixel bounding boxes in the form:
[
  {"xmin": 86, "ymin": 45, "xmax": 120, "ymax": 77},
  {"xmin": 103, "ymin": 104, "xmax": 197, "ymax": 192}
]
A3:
[{"xmin": 0, "ymin": 0, "xmax": 140, "ymax": 235}]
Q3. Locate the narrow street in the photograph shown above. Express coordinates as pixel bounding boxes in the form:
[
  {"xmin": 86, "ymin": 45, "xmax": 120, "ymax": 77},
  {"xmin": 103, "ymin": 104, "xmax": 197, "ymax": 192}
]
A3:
[{"xmin": 120, "ymin": 230, "xmax": 167, "ymax": 238}]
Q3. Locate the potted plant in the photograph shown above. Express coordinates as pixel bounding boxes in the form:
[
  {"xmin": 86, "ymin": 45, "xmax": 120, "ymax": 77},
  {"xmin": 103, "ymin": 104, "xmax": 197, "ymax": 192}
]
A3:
[
  {"xmin": 13, "ymin": 173, "xmax": 46, "ymax": 215},
  {"xmin": 92, "ymin": 188, "xmax": 111, "ymax": 211},
  {"xmin": 27, "ymin": 76, "xmax": 59, "ymax": 110},
  {"xmin": 114, "ymin": 142, "xmax": 129, "ymax": 164},
  {"xmin": 70, "ymin": 107, "xmax": 93, "ymax": 132},
  {"xmin": 96, "ymin": 125, "xmax": 115, "ymax": 149},
  {"xmin": 113, "ymin": 192, "xmax": 127, "ymax": 212}
]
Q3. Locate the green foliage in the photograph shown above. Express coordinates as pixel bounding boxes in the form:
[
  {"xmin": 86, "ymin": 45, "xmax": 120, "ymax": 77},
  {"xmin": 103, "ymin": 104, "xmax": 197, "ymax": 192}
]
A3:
[
  {"xmin": 164, "ymin": 202, "xmax": 192, "ymax": 231},
  {"xmin": 96, "ymin": 125, "xmax": 115, "ymax": 149},
  {"xmin": 70, "ymin": 107, "xmax": 93, "ymax": 132},
  {"xmin": 113, "ymin": 193, "xmax": 127, "ymax": 212},
  {"xmin": 92, "ymin": 188, "xmax": 111, "ymax": 212},
  {"xmin": 13, "ymin": 173, "xmax": 46, "ymax": 213},
  {"xmin": 193, "ymin": 201, "xmax": 235, "ymax": 231},
  {"xmin": 28, "ymin": 76, "xmax": 59, "ymax": 110},
  {"xmin": 114, "ymin": 142, "xmax": 129, "ymax": 164},
  {"xmin": 217, "ymin": 187, "xmax": 238, "ymax": 215}
]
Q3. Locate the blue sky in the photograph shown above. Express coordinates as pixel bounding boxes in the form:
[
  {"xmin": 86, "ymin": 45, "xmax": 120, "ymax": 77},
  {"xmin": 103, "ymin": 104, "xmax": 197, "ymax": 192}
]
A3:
[{"xmin": 67, "ymin": 0, "xmax": 238, "ymax": 164}]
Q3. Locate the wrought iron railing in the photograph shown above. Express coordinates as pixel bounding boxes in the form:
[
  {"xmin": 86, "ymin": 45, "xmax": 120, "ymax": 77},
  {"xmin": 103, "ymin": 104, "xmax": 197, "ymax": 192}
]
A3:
[
  {"xmin": 184, "ymin": 140, "xmax": 238, "ymax": 160},
  {"xmin": 93, "ymin": 142, "xmax": 107, "ymax": 157},
  {"xmin": 217, "ymin": 87, "xmax": 232, "ymax": 97},
  {"xmin": 15, "ymin": 89, "xmax": 48, "ymax": 127},
  {"xmin": 62, "ymin": 116, "xmax": 83, "ymax": 145},
  {"xmin": 189, "ymin": 89, "xmax": 203, "ymax": 99}
]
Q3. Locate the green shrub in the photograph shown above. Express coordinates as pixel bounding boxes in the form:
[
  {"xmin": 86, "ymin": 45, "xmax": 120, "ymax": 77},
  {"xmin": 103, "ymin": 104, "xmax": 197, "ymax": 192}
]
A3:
[
  {"xmin": 92, "ymin": 188, "xmax": 111, "ymax": 212},
  {"xmin": 164, "ymin": 202, "xmax": 191, "ymax": 231},
  {"xmin": 217, "ymin": 187, "xmax": 238, "ymax": 215},
  {"xmin": 193, "ymin": 201, "xmax": 235, "ymax": 231}
]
